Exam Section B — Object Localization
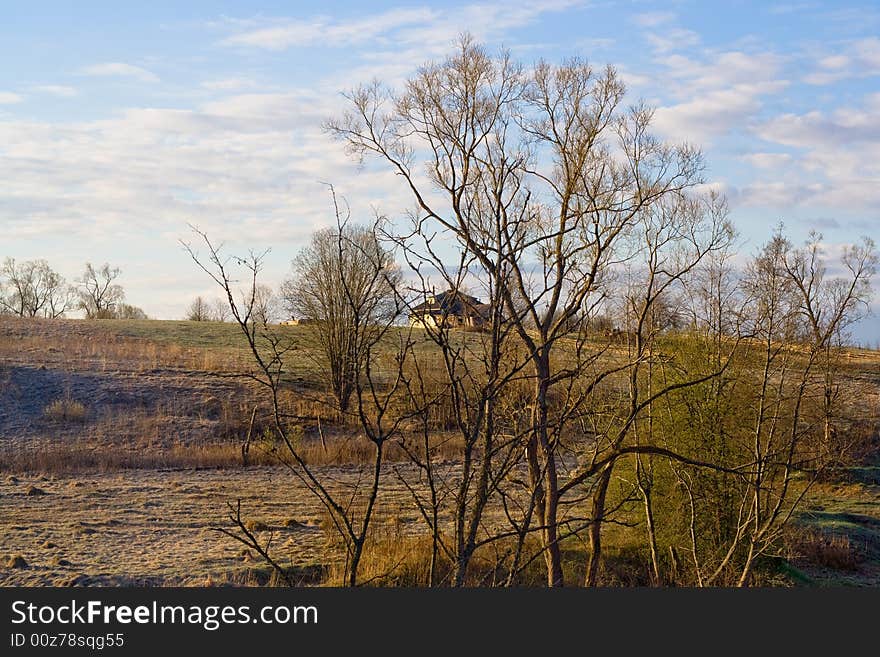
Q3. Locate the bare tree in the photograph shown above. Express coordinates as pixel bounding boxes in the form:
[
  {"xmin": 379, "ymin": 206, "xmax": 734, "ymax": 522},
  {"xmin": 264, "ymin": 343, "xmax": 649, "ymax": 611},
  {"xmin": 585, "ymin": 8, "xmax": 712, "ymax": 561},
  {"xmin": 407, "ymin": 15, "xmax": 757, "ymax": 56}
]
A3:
[
  {"xmin": 210, "ymin": 297, "xmax": 231, "ymax": 322},
  {"xmin": 186, "ymin": 295, "xmax": 210, "ymax": 321},
  {"xmin": 0, "ymin": 257, "xmax": 75, "ymax": 318},
  {"xmin": 188, "ymin": 295, "xmax": 231, "ymax": 321},
  {"xmin": 280, "ymin": 189, "xmax": 401, "ymax": 413},
  {"xmin": 660, "ymin": 228, "xmax": 876, "ymax": 586},
  {"xmin": 783, "ymin": 231, "xmax": 877, "ymax": 465},
  {"xmin": 116, "ymin": 303, "xmax": 148, "ymax": 320},
  {"xmin": 184, "ymin": 223, "xmax": 411, "ymax": 586},
  {"xmin": 249, "ymin": 283, "xmax": 279, "ymax": 326},
  {"xmin": 328, "ymin": 36, "xmax": 732, "ymax": 585},
  {"xmin": 78, "ymin": 262, "xmax": 125, "ymax": 319}
]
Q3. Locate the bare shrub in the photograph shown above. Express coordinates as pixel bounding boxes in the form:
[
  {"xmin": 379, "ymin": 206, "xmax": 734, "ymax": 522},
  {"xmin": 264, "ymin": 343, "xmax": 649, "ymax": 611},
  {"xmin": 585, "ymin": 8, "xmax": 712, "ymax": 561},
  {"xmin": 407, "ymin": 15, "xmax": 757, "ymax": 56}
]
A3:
[
  {"xmin": 789, "ymin": 528, "xmax": 861, "ymax": 571},
  {"xmin": 43, "ymin": 398, "xmax": 87, "ymax": 423}
]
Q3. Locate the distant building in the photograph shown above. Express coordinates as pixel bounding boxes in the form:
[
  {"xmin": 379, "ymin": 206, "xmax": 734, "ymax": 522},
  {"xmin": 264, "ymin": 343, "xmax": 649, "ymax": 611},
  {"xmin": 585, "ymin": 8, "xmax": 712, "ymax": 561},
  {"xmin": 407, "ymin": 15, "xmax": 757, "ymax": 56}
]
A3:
[
  {"xmin": 409, "ymin": 290, "xmax": 491, "ymax": 329},
  {"xmin": 279, "ymin": 318, "xmax": 315, "ymax": 326}
]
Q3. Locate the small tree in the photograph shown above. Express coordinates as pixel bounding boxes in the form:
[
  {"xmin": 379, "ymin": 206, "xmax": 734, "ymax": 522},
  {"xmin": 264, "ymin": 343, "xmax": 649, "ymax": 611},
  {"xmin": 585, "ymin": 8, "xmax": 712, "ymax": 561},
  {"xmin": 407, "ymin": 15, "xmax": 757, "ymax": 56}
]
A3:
[
  {"xmin": 78, "ymin": 262, "xmax": 125, "ymax": 319},
  {"xmin": 249, "ymin": 283, "xmax": 279, "ymax": 326},
  {"xmin": 186, "ymin": 295, "xmax": 230, "ymax": 321},
  {"xmin": 210, "ymin": 297, "xmax": 230, "ymax": 322},
  {"xmin": 186, "ymin": 296, "xmax": 210, "ymax": 321},
  {"xmin": 280, "ymin": 191, "xmax": 401, "ymax": 413},
  {"xmin": 116, "ymin": 303, "xmax": 148, "ymax": 320},
  {"xmin": 184, "ymin": 223, "xmax": 412, "ymax": 586}
]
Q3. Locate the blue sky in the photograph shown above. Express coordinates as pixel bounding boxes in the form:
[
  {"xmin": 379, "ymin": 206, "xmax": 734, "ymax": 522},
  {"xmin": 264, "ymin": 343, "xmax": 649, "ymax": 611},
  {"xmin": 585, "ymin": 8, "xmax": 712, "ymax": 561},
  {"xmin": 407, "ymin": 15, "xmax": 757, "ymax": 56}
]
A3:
[{"xmin": 1, "ymin": 1, "xmax": 878, "ymax": 341}]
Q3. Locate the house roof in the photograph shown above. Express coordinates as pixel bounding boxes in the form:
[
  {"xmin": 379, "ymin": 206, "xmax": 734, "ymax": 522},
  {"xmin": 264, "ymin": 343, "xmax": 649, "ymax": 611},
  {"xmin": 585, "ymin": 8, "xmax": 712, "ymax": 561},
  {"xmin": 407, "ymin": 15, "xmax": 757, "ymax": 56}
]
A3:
[{"xmin": 411, "ymin": 290, "xmax": 487, "ymax": 317}]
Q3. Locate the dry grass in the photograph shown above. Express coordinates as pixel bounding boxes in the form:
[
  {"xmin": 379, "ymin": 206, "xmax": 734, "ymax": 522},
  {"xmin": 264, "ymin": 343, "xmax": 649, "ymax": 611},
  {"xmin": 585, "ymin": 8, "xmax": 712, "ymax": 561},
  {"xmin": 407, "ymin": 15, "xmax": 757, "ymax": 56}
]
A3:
[
  {"xmin": 320, "ymin": 512, "xmax": 592, "ymax": 587},
  {"xmin": 0, "ymin": 429, "xmax": 469, "ymax": 475},
  {"xmin": 43, "ymin": 398, "xmax": 87, "ymax": 422},
  {"xmin": 295, "ymin": 431, "xmax": 466, "ymax": 467},
  {"xmin": 0, "ymin": 442, "xmax": 277, "ymax": 474},
  {"xmin": 2, "ymin": 316, "xmax": 878, "ymax": 587},
  {"xmin": 1, "ymin": 329, "xmax": 247, "ymax": 375},
  {"xmin": 789, "ymin": 528, "xmax": 862, "ymax": 571}
]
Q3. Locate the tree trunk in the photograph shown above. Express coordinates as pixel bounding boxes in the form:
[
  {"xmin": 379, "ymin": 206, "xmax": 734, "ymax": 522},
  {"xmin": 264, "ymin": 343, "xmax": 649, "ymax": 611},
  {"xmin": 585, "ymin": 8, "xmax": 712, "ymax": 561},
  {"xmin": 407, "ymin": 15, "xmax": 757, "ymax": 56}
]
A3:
[
  {"xmin": 643, "ymin": 484, "xmax": 662, "ymax": 585},
  {"xmin": 586, "ymin": 465, "xmax": 613, "ymax": 586},
  {"xmin": 531, "ymin": 357, "xmax": 563, "ymax": 587}
]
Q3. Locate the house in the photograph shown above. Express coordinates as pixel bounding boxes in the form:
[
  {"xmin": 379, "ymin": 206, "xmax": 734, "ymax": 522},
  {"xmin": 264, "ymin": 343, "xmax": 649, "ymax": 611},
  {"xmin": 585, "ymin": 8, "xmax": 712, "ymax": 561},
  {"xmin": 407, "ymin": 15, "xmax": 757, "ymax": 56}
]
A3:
[{"xmin": 409, "ymin": 289, "xmax": 491, "ymax": 329}]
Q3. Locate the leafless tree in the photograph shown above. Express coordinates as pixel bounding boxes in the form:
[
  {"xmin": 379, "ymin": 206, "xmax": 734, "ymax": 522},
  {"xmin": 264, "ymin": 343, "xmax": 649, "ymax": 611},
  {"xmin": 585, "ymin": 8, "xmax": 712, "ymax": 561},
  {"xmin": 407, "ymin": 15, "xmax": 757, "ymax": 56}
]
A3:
[
  {"xmin": 78, "ymin": 262, "xmax": 125, "ymax": 319},
  {"xmin": 116, "ymin": 303, "xmax": 148, "ymax": 320},
  {"xmin": 0, "ymin": 257, "xmax": 75, "ymax": 318},
  {"xmin": 183, "ymin": 223, "xmax": 411, "ymax": 586},
  {"xmin": 662, "ymin": 228, "xmax": 876, "ymax": 586},
  {"xmin": 280, "ymin": 189, "xmax": 402, "ymax": 413},
  {"xmin": 328, "ymin": 35, "xmax": 732, "ymax": 585},
  {"xmin": 249, "ymin": 283, "xmax": 279, "ymax": 326},
  {"xmin": 783, "ymin": 231, "xmax": 877, "ymax": 465},
  {"xmin": 210, "ymin": 297, "xmax": 231, "ymax": 322},
  {"xmin": 186, "ymin": 295, "xmax": 211, "ymax": 321},
  {"xmin": 187, "ymin": 295, "xmax": 231, "ymax": 321}
]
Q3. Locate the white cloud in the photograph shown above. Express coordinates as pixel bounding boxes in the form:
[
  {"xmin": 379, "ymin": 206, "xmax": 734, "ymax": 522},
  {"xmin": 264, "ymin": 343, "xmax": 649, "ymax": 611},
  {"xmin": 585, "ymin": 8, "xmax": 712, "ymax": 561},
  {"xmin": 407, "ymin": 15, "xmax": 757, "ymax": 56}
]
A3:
[
  {"xmin": 739, "ymin": 152, "xmax": 793, "ymax": 169},
  {"xmin": 659, "ymin": 51, "xmax": 788, "ymax": 96},
  {"xmin": 221, "ymin": 1, "xmax": 585, "ymax": 53},
  {"xmin": 817, "ymin": 54, "xmax": 849, "ymax": 70},
  {"xmin": 575, "ymin": 37, "xmax": 615, "ymax": 52},
  {"xmin": 767, "ymin": 2, "xmax": 819, "ymax": 15},
  {"xmin": 751, "ymin": 94, "xmax": 880, "ymax": 209},
  {"xmin": 201, "ymin": 77, "xmax": 263, "ymax": 91},
  {"xmin": 645, "ymin": 27, "xmax": 701, "ymax": 53},
  {"xmin": 804, "ymin": 37, "xmax": 880, "ymax": 85},
  {"xmin": 222, "ymin": 7, "xmax": 439, "ymax": 50},
  {"xmin": 649, "ymin": 51, "xmax": 788, "ymax": 144},
  {"xmin": 653, "ymin": 83, "xmax": 781, "ymax": 144},
  {"xmin": 0, "ymin": 91, "xmax": 23, "ymax": 104},
  {"xmin": 633, "ymin": 12, "xmax": 675, "ymax": 27},
  {"xmin": 633, "ymin": 10, "xmax": 700, "ymax": 54},
  {"xmin": 736, "ymin": 181, "xmax": 823, "ymax": 208},
  {"xmin": 80, "ymin": 62, "xmax": 160, "ymax": 83},
  {"xmin": 30, "ymin": 85, "xmax": 78, "ymax": 97},
  {"xmin": 0, "ymin": 91, "xmax": 409, "ymax": 244}
]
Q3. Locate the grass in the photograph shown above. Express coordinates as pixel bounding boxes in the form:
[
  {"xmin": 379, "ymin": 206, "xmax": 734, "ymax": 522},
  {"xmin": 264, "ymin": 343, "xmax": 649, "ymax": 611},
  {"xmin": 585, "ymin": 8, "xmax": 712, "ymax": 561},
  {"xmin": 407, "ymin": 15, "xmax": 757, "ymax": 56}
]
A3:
[
  {"xmin": 0, "ymin": 430, "xmax": 467, "ymax": 475},
  {"xmin": 43, "ymin": 398, "xmax": 87, "ymax": 422},
  {"xmin": 789, "ymin": 529, "xmax": 861, "ymax": 571},
  {"xmin": 0, "ymin": 442, "xmax": 277, "ymax": 474},
  {"xmin": 786, "ymin": 475, "xmax": 880, "ymax": 586},
  {"xmin": 2, "ymin": 315, "xmax": 879, "ymax": 587},
  {"xmin": 98, "ymin": 319, "xmax": 266, "ymax": 351}
]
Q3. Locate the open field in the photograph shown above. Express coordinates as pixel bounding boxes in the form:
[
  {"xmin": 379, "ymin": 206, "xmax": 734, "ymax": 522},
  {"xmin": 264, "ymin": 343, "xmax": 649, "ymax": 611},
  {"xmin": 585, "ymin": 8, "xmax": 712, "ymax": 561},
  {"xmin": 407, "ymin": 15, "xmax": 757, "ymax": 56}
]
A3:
[
  {"xmin": 0, "ymin": 465, "xmax": 439, "ymax": 586},
  {"xmin": 1, "ymin": 316, "xmax": 879, "ymax": 586}
]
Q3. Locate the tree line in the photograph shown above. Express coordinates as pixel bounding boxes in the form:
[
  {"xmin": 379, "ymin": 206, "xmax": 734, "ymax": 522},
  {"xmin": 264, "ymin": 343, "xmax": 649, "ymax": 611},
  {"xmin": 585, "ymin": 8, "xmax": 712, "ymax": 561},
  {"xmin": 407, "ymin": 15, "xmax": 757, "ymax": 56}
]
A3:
[
  {"xmin": 189, "ymin": 36, "xmax": 877, "ymax": 587},
  {"xmin": 0, "ymin": 259, "xmax": 146, "ymax": 319}
]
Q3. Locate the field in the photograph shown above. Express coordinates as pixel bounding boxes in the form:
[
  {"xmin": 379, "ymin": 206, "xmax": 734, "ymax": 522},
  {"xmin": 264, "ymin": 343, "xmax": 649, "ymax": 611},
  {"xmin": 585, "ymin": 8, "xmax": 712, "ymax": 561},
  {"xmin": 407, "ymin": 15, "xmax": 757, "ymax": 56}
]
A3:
[{"xmin": 1, "ymin": 316, "xmax": 879, "ymax": 586}]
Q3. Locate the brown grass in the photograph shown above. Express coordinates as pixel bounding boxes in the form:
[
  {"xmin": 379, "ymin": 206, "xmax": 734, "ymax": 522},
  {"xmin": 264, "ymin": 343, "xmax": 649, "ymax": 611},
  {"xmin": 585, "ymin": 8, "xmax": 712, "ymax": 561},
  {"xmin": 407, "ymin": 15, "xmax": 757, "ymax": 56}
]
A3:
[
  {"xmin": 295, "ymin": 431, "xmax": 466, "ymax": 466},
  {"xmin": 43, "ymin": 398, "xmax": 87, "ymax": 422},
  {"xmin": 0, "ymin": 442, "xmax": 277, "ymax": 474},
  {"xmin": 319, "ymin": 512, "xmax": 593, "ymax": 587},
  {"xmin": 0, "ymin": 430, "xmax": 470, "ymax": 475},
  {"xmin": 789, "ymin": 528, "xmax": 862, "ymax": 571},
  {"xmin": 2, "ymin": 333, "xmax": 240, "ymax": 374}
]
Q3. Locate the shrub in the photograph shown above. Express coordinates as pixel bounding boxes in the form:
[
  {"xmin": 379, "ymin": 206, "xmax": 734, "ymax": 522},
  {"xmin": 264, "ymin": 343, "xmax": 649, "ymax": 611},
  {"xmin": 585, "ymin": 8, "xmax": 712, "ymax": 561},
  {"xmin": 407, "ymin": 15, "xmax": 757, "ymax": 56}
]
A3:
[{"xmin": 43, "ymin": 398, "xmax": 87, "ymax": 422}]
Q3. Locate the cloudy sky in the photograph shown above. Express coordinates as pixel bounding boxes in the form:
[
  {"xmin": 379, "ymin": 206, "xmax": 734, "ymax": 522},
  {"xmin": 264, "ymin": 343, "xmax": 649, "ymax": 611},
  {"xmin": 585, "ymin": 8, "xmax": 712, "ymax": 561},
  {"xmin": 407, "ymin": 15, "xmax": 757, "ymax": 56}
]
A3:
[{"xmin": 1, "ymin": 1, "xmax": 878, "ymax": 341}]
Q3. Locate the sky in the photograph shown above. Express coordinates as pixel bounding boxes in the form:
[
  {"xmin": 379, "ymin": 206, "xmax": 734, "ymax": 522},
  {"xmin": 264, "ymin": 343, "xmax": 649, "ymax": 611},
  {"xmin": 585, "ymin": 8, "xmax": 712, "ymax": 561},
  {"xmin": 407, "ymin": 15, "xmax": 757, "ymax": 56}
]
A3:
[{"xmin": 0, "ymin": 0, "xmax": 878, "ymax": 342}]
